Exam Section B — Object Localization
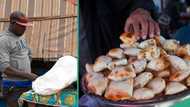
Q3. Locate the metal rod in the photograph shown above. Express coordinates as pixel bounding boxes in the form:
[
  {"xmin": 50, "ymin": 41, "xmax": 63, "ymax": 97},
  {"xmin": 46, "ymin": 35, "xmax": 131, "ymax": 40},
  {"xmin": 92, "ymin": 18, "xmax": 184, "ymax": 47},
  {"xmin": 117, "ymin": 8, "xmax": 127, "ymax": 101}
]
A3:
[{"xmin": 0, "ymin": 15, "xmax": 77, "ymax": 22}]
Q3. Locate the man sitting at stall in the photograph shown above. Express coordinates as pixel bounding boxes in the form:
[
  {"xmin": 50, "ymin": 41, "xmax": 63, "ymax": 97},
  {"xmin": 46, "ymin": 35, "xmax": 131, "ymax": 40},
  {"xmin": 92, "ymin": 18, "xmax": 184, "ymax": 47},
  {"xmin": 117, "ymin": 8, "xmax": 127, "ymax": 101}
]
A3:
[{"xmin": 0, "ymin": 11, "xmax": 38, "ymax": 107}]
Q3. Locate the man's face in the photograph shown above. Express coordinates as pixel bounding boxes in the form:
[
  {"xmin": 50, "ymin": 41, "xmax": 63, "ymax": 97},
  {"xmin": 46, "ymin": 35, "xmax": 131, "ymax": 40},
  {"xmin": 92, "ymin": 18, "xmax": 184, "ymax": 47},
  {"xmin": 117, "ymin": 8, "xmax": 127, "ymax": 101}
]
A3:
[{"xmin": 12, "ymin": 23, "xmax": 26, "ymax": 36}]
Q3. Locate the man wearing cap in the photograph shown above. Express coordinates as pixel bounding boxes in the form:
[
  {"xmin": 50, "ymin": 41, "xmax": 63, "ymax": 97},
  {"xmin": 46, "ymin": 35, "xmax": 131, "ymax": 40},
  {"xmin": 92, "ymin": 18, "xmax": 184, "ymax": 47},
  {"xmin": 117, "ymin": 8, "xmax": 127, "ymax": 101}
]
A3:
[{"xmin": 0, "ymin": 11, "xmax": 38, "ymax": 107}]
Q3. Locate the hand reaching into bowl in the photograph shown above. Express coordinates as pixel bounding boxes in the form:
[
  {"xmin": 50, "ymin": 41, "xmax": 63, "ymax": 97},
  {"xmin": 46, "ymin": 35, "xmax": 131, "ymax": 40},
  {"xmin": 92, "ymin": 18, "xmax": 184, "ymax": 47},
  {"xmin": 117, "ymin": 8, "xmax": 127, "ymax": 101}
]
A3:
[{"xmin": 124, "ymin": 8, "xmax": 160, "ymax": 40}]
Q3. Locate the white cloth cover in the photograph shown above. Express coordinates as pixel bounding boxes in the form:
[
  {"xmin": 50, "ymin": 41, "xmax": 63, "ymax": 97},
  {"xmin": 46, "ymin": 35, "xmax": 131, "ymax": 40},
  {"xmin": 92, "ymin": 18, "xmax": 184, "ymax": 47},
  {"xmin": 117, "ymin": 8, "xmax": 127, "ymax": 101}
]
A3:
[{"xmin": 32, "ymin": 56, "xmax": 77, "ymax": 95}]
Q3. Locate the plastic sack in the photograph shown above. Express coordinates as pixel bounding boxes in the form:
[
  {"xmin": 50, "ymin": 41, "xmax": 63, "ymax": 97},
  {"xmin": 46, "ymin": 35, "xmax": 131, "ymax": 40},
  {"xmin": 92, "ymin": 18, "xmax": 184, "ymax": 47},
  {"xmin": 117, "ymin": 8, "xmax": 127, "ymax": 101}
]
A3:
[{"xmin": 32, "ymin": 56, "xmax": 77, "ymax": 95}]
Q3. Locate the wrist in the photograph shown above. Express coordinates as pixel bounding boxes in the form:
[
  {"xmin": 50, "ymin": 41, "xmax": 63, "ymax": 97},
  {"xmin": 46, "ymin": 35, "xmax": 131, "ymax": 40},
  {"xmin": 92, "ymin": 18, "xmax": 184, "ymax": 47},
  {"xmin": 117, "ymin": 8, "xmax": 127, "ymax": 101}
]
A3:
[{"xmin": 132, "ymin": 8, "xmax": 151, "ymax": 17}]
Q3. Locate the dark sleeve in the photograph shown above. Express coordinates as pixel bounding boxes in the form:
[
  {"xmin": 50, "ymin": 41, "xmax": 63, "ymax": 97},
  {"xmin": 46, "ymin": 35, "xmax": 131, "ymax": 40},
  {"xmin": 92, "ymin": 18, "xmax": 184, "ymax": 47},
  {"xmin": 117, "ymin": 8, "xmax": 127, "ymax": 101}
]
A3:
[
  {"xmin": 79, "ymin": 95, "xmax": 100, "ymax": 107},
  {"xmin": 129, "ymin": 0, "xmax": 158, "ymax": 19}
]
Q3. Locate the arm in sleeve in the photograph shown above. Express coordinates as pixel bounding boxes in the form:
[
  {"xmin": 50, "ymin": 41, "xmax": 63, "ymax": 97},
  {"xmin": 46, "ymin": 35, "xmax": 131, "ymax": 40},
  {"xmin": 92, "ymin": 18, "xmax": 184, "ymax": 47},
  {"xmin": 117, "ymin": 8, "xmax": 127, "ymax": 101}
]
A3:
[
  {"xmin": 0, "ymin": 40, "xmax": 10, "ymax": 72},
  {"xmin": 0, "ymin": 38, "xmax": 38, "ymax": 80},
  {"xmin": 129, "ymin": 0, "xmax": 158, "ymax": 19}
]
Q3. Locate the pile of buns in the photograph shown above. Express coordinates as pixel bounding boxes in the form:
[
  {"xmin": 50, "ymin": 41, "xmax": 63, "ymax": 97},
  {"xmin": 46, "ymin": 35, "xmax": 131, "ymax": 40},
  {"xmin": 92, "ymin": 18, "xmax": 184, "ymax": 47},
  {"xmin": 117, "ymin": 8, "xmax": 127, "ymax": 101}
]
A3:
[{"xmin": 84, "ymin": 32, "xmax": 190, "ymax": 101}]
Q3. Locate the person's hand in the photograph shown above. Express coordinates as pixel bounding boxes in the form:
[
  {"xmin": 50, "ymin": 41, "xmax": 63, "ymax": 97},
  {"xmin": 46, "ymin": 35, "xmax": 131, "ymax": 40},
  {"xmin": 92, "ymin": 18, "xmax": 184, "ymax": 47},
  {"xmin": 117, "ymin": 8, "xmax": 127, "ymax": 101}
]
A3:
[
  {"xmin": 28, "ymin": 73, "xmax": 38, "ymax": 81},
  {"xmin": 124, "ymin": 8, "xmax": 160, "ymax": 40}
]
